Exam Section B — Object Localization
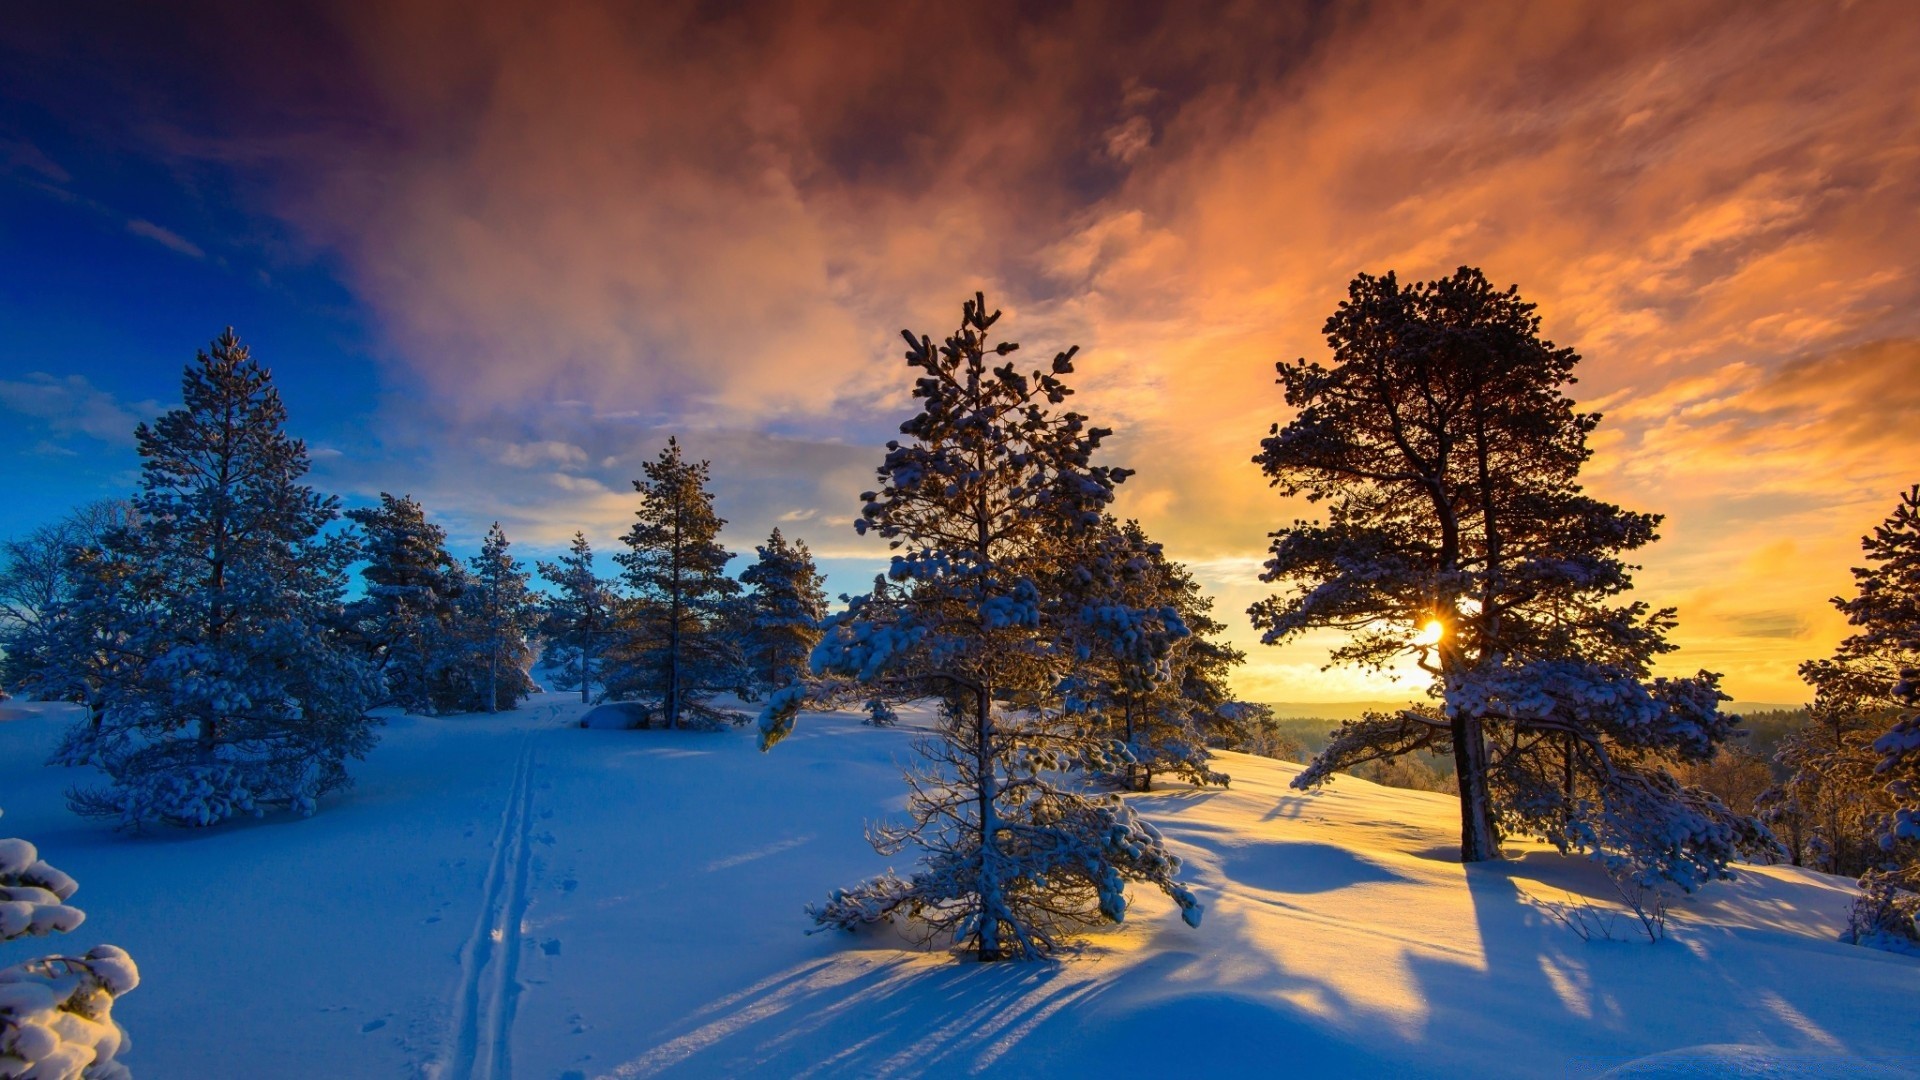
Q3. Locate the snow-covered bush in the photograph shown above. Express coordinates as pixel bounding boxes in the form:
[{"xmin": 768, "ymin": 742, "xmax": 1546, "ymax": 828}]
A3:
[{"xmin": 1, "ymin": 811, "xmax": 137, "ymax": 1079}]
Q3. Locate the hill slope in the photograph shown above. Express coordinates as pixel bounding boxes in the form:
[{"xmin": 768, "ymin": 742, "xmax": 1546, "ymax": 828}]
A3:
[{"xmin": 1, "ymin": 698, "xmax": 1913, "ymax": 1078}]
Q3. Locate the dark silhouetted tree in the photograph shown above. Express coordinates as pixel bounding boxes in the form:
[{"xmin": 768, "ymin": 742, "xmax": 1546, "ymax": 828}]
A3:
[{"xmin": 1255, "ymin": 268, "xmax": 1768, "ymax": 887}]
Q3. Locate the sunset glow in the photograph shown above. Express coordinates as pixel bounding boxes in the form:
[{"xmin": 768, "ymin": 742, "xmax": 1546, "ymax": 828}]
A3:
[{"xmin": 4, "ymin": 1, "xmax": 1917, "ymax": 705}]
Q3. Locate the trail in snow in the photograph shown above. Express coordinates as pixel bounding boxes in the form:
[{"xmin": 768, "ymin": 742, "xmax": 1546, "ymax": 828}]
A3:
[{"xmin": 444, "ymin": 730, "xmax": 541, "ymax": 1080}]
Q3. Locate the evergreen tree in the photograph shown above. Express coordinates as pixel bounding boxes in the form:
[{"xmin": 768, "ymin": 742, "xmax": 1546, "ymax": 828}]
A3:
[
  {"xmin": 63, "ymin": 329, "xmax": 380, "ymax": 828},
  {"xmin": 537, "ymin": 532, "xmax": 617, "ymax": 704},
  {"xmin": 343, "ymin": 493, "xmax": 460, "ymax": 714},
  {"xmin": 1, "ymin": 807, "xmax": 139, "ymax": 1078},
  {"xmin": 737, "ymin": 528, "xmax": 826, "ymax": 695},
  {"xmin": 0, "ymin": 501, "xmax": 135, "ymax": 694},
  {"xmin": 451, "ymin": 523, "xmax": 539, "ymax": 714},
  {"xmin": 1255, "ymin": 269, "xmax": 1770, "ymax": 887},
  {"xmin": 606, "ymin": 438, "xmax": 744, "ymax": 729},
  {"xmin": 761, "ymin": 294, "xmax": 1201, "ymax": 960},
  {"xmin": 1065, "ymin": 518, "xmax": 1241, "ymax": 790},
  {"xmin": 1768, "ymin": 485, "xmax": 1920, "ymax": 948},
  {"xmin": 22, "ymin": 519, "xmax": 152, "ymax": 759}
]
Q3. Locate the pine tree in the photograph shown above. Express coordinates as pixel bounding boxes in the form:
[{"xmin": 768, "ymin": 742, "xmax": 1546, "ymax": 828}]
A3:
[
  {"xmin": 63, "ymin": 328, "xmax": 381, "ymax": 828},
  {"xmin": 1, "ymin": 807, "xmax": 139, "ymax": 1078},
  {"xmin": 737, "ymin": 528, "xmax": 827, "ymax": 696},
  {"xmin": 537, "ymin": 532, "xmax": 617, "ymax": 704},
  {"xmin": 1769, "ymin": 485, "xmax": 1920, "ymax": 948},
  {"xmin": 1254, "ymin": 269, "xmax": 1770, "ymax": 888},
  {"xmin": 606, "ymin": 438, "xmax": 744, "ymax": 729},
  {"xmin": 761, "ymin": 294, "xmax": 1201, "ymax": 960},
  {"xmin": 1065, "ymin": 518, "xmax": 1238, "ymax": 790},
  {"xmin": 452, "ymin": 523, "xmax": 538, "ymax": 714},
  {"xmin": 343, "ymin": 493, "xmax": 460, "ymax": 714}
]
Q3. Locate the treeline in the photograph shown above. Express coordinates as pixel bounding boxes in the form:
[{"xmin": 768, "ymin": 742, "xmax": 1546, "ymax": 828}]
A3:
[{"xmin": 0, "ymin": 268, "xmax": 1915, "ymax": 976}]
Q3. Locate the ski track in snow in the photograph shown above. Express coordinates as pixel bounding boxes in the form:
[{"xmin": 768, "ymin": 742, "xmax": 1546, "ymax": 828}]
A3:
[{"xmin": 442, "ymin": 730, "xmax": 540, "ymax": 1080}]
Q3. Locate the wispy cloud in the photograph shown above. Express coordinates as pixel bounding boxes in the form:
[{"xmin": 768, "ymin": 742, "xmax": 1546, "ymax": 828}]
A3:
[
  {"xmin": 125, "ymin": 218, "xmax": 205, "ymax": 259},
  {"xmin": 0, "ymin": 373, "xmax": 157, "ymax": 445}
]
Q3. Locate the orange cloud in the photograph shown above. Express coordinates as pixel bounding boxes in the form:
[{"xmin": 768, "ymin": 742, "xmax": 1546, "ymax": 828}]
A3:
[{"xmin": 123, "ymin": 0, "xmax": 1920, "ymax": 702}]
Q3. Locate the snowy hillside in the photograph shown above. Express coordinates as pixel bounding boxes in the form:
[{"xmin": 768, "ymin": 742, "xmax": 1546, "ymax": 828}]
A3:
[{"xmin": 2, "ymin": 697, "xmax": 1915, "ymax": 1079}]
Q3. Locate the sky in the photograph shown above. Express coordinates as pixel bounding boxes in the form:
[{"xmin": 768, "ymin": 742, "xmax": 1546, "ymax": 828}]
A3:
[{"xmin": 2, "ymin": 0, "xmax": 1916, "ymax": 705}]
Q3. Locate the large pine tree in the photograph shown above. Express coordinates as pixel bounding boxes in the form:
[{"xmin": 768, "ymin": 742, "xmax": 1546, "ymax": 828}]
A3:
[
  {"xmin": 607, "ymin": 438, "xmax": 744, "ymax": 729},
  {"xmin": 65, "ymin": 329, "xmax": 380, "ymax": 828},
  {"xmin": 737, "ymin": 528, "xmax": 826, "ymax": 696},
  {"xmin": 762, "ymin": 294, "xmax": 1201, "ymax": 960},
  {"xmin": 343, "ymin": 493, "xmax": 460, "ymax": 714},
  {"xmin": 1254, "ymin": 269, "xmax": 1768, "ymax": 887},
  {"xmin": 537, "ymin": 532, "xmax": 618, "ymax": 704}
]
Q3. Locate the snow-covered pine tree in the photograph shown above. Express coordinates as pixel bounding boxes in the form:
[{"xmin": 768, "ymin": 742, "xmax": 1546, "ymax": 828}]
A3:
[
  {"xmin": 64, "ymin": 328, "xmax": 381, "ymax": 828},
  {"xmin": 1, "ymin": 808, "xmax": 139, "ymax": 1079},
  {"xmin": 343, "ymin": 493, "xmax": 460, "ymax": 714},
  {"xmin": 1255, "ymin": 268, "xmax": 1771, "ymax": 888},
  {"xmin": 1767, "ymin": 485, "xmax": 1920, "ymax": 948},
  {"xmin": 760, "ymin": 294, "xmax": 1201, "ymax": 960},
  {"xmin": 446, "ymin": 523, "xmax": 538, "ymax": 714},
  {"xmin": 1064, "ymin": 517, "xmax": 1244, "ymax": 791},
  {"xmin": 605, "ymin": 438, "xmax": 745, "ymax": 729},
  {"xmin": 737, "ymin": 528, "xmax": 826, "ymax": 696},
  {"xmin": 0, "ymin": 501, "xmax": 135, "ymax": 695},
  {"xmin": 537, "ymin": 532, "xmax": 618, "ymax": 704}
]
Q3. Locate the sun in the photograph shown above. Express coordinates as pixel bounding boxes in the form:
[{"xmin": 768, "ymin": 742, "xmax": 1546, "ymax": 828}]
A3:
[{"xmin": 1413, "ymin": 620, "xmax": 1445, "ymax": 647}]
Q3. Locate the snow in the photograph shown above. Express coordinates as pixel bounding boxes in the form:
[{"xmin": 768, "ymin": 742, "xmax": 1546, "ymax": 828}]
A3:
[{"xmin": 1, "ymin": 697, "xmax": 1916, "ymax": 1078}]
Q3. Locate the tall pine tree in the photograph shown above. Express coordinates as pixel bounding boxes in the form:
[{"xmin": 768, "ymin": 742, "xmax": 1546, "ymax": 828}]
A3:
[
  {"xmin": 607, "ymin": 438, "xmax": 744, "ymax": 729},
  {"xmin": 1254, "ymin": 269, "xmax": 1769, "ymax": 887},
  {"xmin": 738, "ymin": 528, "xmax": 826, "ymax": 696},
  {"xmin": 537, "ymin": 532, "xmax": 618, "ymax": 704},
  {"xmin": 761, "ymin": 294, "xmax": 1201, "ymax": 960},
  {"xmin": 65, "ymin": 329, "xmax": 380, "ymax": 828}
]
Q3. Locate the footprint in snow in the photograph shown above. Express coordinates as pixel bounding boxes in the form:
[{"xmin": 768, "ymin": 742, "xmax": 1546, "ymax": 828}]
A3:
[
  {"xmin": 361, "ymin": 1019, "xmax": 387, "ymax": 1033},
  {"xmin": 541, "ymin": 939, "xmax": 562, "ymax": 956}
]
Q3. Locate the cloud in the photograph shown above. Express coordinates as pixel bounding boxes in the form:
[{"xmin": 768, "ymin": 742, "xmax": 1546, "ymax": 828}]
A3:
[
  {"xmin": 0, "ymin": 373, "xmax": 156, "ymax": 445},
  {"xmin": 124, "ymin": 218, "xmax": 205, "ymax": 258},
  {"xmin": 71, "ymin": 0, "xmax": 1920, "ymax": 702}
]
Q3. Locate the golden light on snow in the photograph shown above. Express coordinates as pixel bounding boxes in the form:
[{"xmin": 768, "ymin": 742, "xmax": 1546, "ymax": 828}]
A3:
[{"xmin": 1414, "ymin": 621, "xmax": 1445, "ymax": 648}]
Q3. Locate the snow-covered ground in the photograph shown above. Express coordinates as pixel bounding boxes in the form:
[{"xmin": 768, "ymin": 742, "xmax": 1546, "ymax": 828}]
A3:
[{"xmin": 2, "ymin": 696, "xmax": 1916, "ymax": 1078}]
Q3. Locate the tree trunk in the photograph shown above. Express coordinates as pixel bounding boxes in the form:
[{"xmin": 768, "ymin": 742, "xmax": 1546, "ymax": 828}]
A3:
[
  {"xmin": 1452, "ymin": 709, "xmax": 1498, "ymax": 862},
  {"xmin": 974, "ymin": 683, "xmax": 1001, "ymax": 961},
  {"xmin": 487, "ymin": 650, "xmax": 498, "ymax": 714},
  {"xmin": 580, "ymin": 644, "xmax": 590, "ymax": 704}
]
